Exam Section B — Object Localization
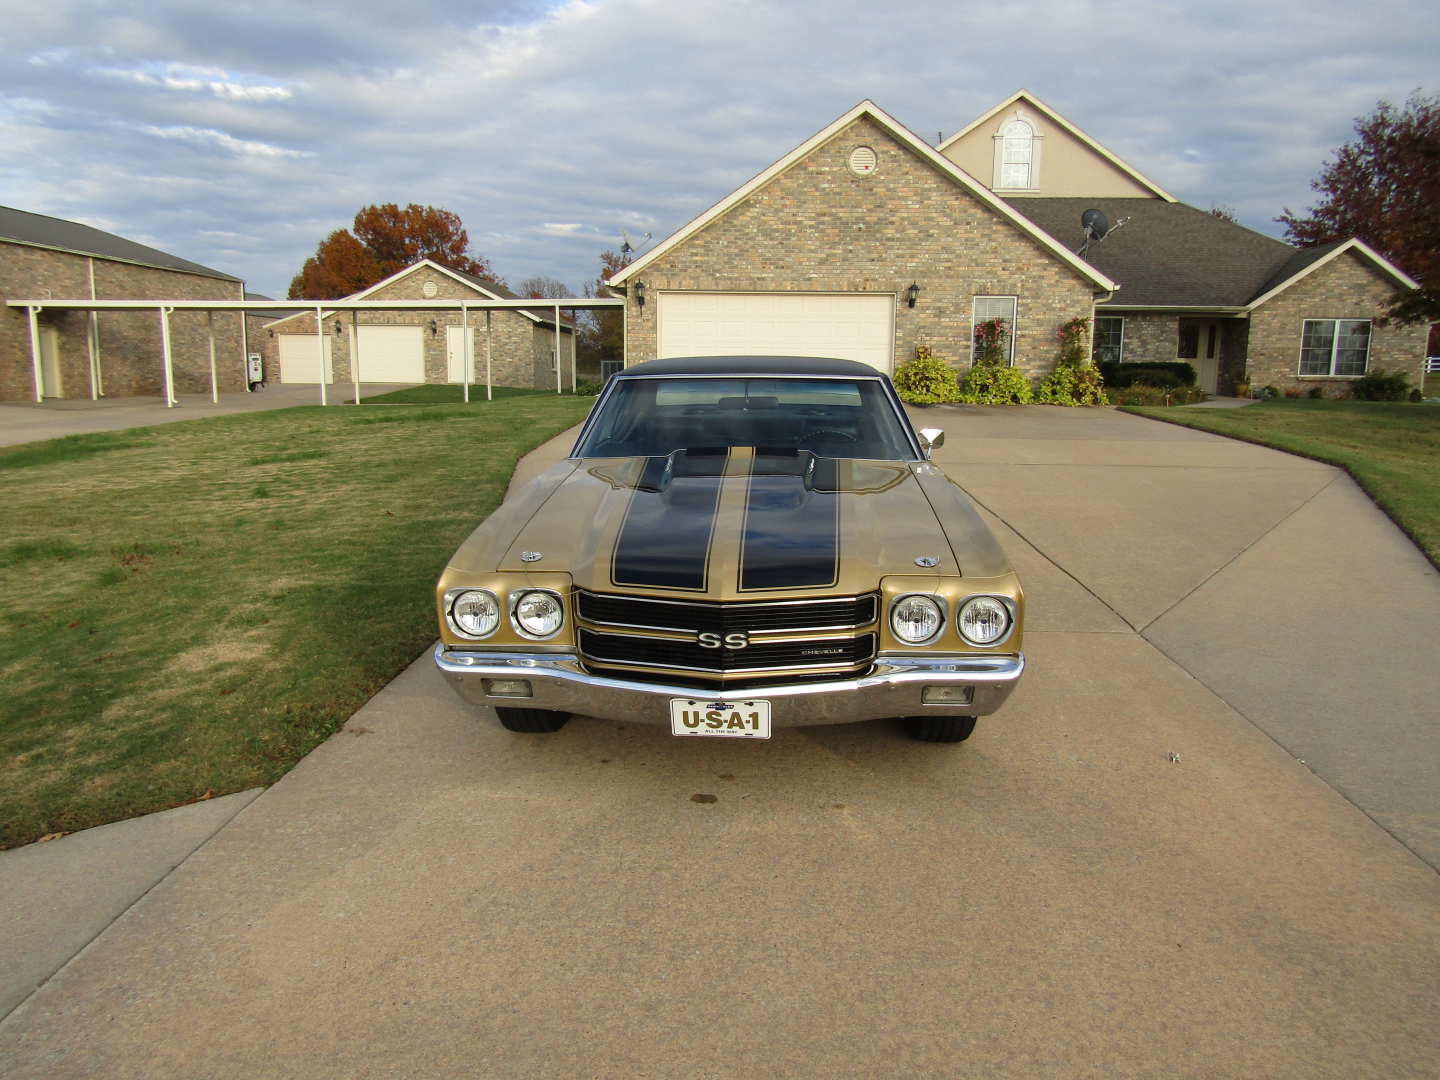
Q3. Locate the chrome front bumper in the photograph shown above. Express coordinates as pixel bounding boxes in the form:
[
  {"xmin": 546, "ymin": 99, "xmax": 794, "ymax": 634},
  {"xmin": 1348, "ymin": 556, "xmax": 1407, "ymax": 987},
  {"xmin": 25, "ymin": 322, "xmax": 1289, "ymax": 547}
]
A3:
[{"xmin": 433, "ymin": 646, "xmax": 1024, "ymax": 728}]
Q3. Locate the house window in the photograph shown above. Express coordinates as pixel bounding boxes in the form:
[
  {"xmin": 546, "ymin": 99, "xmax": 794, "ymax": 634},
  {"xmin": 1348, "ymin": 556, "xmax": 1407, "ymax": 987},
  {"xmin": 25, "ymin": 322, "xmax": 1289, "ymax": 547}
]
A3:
[
  {"xmin": 1299, "ymin": 319, "xmax": 1371, "ymax": 376},
  {"xmin": 1177, "ymin": 324, "xmax": 1200, "ymax": 359},
  {"xmin": 997, "ymin": 119, "xmax": 1035, "ymax": 189},
  {"xmin": 1093, "ymin": 316, "xmax": 1124, "ymax": 365},
  {"xmin": 973, "ymin": 296, "xmax": 1017, "ymax": 365}
]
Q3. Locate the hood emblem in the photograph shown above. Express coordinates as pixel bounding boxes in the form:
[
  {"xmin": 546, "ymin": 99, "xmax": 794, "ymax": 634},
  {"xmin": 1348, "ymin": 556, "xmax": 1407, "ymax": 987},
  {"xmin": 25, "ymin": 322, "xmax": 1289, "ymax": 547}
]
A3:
[
  {"xmin": 914, "ymin": 555, "xmax": 939, "ymax": 568},
  {"xmin": 520, "ymin": 551, "xmax": 544, "ymax": 563}
]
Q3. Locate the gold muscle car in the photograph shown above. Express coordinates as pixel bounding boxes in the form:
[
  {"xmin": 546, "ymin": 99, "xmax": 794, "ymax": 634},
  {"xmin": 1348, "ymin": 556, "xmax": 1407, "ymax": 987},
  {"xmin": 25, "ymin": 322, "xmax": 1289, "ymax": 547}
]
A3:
[{"xmin": 434, "ymin": 356, "xmax": 1024, "ymax": 742}]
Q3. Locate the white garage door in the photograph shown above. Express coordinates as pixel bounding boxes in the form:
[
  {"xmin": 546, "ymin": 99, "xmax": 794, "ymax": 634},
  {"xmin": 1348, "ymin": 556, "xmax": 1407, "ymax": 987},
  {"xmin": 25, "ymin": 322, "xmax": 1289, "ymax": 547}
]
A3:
[
  {"xmin": 657, "ymin": 292, "xmax": 895, "ymax": 374},
  {"xmin": 278, "ymin": 334, "xmax": 333, "ymax": 384},
  {"xmin": 354, "ymin": 325, "xmax": 425, "ymax": 383}
]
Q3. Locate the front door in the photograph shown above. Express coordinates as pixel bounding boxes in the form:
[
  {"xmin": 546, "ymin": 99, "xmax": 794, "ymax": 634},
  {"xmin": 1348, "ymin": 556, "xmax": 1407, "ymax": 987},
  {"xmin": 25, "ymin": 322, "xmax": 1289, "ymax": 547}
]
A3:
[{"xmin": 1178, "ymin": 319, "xmax": 1221, "ymax": 394}]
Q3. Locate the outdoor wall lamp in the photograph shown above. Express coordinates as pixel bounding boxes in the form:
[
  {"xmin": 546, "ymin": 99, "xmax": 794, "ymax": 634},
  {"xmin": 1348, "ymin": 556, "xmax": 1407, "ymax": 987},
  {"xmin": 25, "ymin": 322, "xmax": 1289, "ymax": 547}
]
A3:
[
  {"xmin": 429, "ymin": 319, "xmax": 439, "ymax": 335},
  {"xmin": 334, "ymin": 320, "xmax": 344, "ymax": 335},
  {"xmin": 633, "ymin": 281, "xmax": 646, "ymax": 307},
  {"xmin": 906, "ymin": 283, "xmax": 921, "ymax": 308}
]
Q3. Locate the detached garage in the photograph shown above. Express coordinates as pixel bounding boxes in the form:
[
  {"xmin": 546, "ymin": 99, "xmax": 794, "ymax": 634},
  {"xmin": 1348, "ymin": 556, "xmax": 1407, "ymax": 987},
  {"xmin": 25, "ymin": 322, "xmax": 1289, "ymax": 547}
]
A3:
[
  {"xmin": 262, "ymin": 259, "xmax": 574, "ymax": 390},
  {"xmin": 657, "ymin": 292, "xmax": 895, "ymax": 374}
]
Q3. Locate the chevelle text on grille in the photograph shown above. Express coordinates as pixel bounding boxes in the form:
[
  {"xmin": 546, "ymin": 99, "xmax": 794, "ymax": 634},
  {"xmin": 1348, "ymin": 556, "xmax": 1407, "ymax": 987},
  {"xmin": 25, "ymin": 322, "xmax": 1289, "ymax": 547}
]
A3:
[{"xmin": 434, "ymin": 356, "xmax": 1025, "ymax": 742}]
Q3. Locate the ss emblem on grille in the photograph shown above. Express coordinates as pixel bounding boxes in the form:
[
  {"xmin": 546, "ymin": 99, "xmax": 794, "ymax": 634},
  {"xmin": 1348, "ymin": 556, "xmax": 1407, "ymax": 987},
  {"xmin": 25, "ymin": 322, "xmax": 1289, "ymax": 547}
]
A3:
[{"xmin": 698, "ymin": 631, "xmax": 750, "ymax": 649}]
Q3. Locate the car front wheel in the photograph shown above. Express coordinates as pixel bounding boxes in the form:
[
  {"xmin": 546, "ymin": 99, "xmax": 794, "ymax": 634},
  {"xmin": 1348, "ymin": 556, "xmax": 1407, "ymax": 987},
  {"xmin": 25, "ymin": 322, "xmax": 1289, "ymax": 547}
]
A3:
[
  {"xmin": 495, "ymin": 707, "xmax": 569, "ymax": 733},
  {"xmin": 902, "ymin": 715, "xmax": 977, "ymax": 743}
]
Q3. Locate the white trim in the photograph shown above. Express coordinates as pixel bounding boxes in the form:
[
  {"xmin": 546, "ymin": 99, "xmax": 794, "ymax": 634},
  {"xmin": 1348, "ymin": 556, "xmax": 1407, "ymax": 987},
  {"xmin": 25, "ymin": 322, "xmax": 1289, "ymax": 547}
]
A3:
[
  {"xmin": 1245, "ymin": 239, "xmax": 1422, "ymax": 311},
  {"xmin": 939, "ymin": 89, "xmax": 1176, "ymax": 202},
  {"xmin": 608, "ymin": 100, "xmax": 1117, "ymax": 294}
]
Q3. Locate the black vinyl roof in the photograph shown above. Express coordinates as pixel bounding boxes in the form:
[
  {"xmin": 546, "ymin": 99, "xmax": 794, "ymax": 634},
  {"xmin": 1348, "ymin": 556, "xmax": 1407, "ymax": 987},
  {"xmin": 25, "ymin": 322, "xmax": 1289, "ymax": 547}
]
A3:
[
  {"xmin": 0, "ymin": 205, "xmax": 241, "ymax": 282},
  {"xmin": 619, "ymin": 356, "xmax": 885, "ymax": 378},
  {"xmin": 1005, "ymin": 197, "xmax": 1299, "ymax": 308}
]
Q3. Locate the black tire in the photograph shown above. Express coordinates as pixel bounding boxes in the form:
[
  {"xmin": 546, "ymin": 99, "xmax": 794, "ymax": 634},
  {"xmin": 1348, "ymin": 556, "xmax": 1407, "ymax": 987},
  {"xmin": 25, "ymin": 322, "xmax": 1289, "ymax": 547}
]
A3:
[
  {"xmin": 495, "ymin": 707, "xmax": 569, "ymax": 733},
  {"xmin": 902, "ymin": 715, "xmax": 977, "ymax": 743}
]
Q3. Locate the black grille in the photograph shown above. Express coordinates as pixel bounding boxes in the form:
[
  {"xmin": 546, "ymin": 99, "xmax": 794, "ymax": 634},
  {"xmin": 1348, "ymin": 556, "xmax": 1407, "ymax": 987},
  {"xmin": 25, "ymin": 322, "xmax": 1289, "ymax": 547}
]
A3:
[
  {"xmin": 579, "ymin": 629, "xmax": 876, "ymax": 674},
  {"xmin": 578, "ymin": 591, "xmax": 877, "ymax": 633}
]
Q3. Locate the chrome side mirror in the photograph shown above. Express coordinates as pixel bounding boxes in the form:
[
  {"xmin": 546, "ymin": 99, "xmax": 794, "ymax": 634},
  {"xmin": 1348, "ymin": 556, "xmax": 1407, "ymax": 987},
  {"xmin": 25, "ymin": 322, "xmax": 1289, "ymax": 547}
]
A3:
[{"xmin": 917, "ymin": 427, "xmax": 945, "ymax": 458}]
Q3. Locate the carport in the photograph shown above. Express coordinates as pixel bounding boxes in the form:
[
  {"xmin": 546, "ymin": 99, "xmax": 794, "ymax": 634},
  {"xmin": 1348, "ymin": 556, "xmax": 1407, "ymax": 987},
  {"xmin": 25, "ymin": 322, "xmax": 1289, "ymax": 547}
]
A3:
[{"xmin": 5, "ymin": 296, "xmax": 624, "ymax": 406}]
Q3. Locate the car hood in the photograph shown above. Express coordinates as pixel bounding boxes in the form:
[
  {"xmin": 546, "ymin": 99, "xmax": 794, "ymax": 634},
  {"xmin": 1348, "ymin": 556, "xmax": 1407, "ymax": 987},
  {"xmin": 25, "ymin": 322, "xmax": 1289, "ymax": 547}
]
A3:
[{"xmin": 448, "ymin": 448, "xmax": 1010, "ymax": 599}]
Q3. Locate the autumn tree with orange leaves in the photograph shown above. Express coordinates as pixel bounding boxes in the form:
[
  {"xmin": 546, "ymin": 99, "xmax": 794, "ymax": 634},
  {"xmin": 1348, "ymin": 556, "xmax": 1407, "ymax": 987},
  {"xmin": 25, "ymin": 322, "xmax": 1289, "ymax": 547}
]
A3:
[{"xmin": 288, "ymin": 203, "xmax": 501, "ymax": 299}]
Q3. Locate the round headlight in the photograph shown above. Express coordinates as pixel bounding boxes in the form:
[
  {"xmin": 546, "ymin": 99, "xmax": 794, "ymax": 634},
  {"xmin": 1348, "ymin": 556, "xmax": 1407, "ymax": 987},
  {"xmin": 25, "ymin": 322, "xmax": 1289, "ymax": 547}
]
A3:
[
  {"xmin": 891, "ymin": 594, "xmax": 943, "ymax": 645},
  {"xmin": 450, "ymin": 589, "xmax": 500, "ymax": 638},
  {"xmin": 958, "ymin": 596, "xmax": 1011, "ymax": 645},
  {"xmin": 513, "ymin": 590, "xmax": 563, "ymax": 638}
]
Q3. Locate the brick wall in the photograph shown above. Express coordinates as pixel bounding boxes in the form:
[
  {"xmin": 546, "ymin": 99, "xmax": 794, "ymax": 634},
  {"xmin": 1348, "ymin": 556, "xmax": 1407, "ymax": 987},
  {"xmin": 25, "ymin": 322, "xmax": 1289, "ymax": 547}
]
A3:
[
  {"xmin": 1, "ymin": 242, "xmax": 245, "ymax": 401},
  {"xmin": 1248, "ymin": 251, "xmax": 1426, "ymax": 394},
  {"xmin": 260, "ymin": 269, "xmax": 573, "ymax": 389},
  {"xmin": 623, "ymin": 115, "xmax": 1101, "ymax": 378}
]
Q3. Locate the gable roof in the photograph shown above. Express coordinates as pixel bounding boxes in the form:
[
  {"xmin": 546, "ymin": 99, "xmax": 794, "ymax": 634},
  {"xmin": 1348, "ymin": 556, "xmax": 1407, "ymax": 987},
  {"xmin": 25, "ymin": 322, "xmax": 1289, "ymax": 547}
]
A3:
[
  {"xmin": 608, "ymin": 99, "xmax": 1117, "ymax": 294},
  {"xmin": 1243, "ymin": 238, "xmax": 1420, "ymax": 310},
  {"xmin": 939, "ymin": 90, "xmax": 1176, "ymax": 202},
  {"xmin": 265, "ymin": 258, "xmax": 574, "ymax": 331},
  {"xmin": 1006, "ymin": 197, "xmax": 1298, "ymax": 308},
  {"xmin": 0, "ymin": 205, "xmax": 240, "ymax": 281}
]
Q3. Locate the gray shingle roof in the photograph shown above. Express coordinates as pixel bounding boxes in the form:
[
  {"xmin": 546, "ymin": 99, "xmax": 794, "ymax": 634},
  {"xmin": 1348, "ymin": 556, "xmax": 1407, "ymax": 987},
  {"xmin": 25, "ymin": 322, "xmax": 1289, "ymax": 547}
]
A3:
[
  {"xmin": 1003, "ymin": 198, "xmax": 1297, "ymax": 308},
  {"xmin": 0, "ymin": 205, "xmax": 241, "ymax": 282}
]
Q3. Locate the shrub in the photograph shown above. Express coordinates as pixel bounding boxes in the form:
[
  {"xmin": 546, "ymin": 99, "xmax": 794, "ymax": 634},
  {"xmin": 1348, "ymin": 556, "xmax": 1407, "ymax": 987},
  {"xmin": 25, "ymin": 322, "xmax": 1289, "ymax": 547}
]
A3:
[
  {"xmin": 574, "ymin": 379, "xmax": 602, "ymax": 396},
  {"xmin": 1055, "ymin": 316, "xmax": 1090, "ymax": 369},
  {"xmin": 1036, "ymin": 363, "xmax": 1108, "ymax": 406},
  {"xmin": 1098, "ymin": 361, "xmax": 1198, "ymax": 388},
  {"xmin": 1307, "ymin": 386, "xmax": 1324, "ymax": 399},
  {"xmin": 892, "ymin": 345, "xmax": 960, "ymax": 404},
  {"xmin": 1108, "ymin": 384, "xmax": 1209, "ymax": 407},
  {"xmin": 1350, "ymin": 369, "xmax": 1411, "ymax": 401},
  {"xmin": 1410, "ymin": 388, "xmax": 1424, "ymax": 402},
  {"xmin": 959, "ymin": 363, "xmax": 1033, "ymax": 405}
]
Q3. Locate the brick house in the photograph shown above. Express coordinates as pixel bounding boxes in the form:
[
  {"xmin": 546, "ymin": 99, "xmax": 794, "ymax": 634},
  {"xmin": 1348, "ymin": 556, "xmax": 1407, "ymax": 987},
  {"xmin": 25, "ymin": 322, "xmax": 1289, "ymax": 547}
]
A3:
[
  {"xmin": 260, "ymin": 259, "xmax": 575, "ymax": 390},
  {"xmin": 0, "ymin": 206, "xmax": 248, "ymax": 402},
  {"xmin": 608, "ymin": 93, "xmax": 1427, "ymax": 394}
]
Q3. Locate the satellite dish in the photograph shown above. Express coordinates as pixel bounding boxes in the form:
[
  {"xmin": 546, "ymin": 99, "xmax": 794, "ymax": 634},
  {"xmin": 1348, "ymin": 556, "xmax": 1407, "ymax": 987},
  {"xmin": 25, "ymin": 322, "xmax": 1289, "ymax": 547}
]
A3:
[
  {"xmin": 1081, "ymin": 208, "xmax": 1109, "ymax": 239},
  {"xmin": 1077, "ymin": 208, "xmax": 1128, "ymax": 255},
  {"xmin": 620, "ymin": 229, "xmax": 652, "ymax": 256}
]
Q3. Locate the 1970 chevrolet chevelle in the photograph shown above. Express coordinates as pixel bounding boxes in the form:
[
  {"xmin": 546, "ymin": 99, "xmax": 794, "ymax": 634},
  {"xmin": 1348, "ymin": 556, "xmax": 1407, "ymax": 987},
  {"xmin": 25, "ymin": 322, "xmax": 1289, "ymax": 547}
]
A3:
[{"xmin": 434, "ymin": 356, "xmax": 1024, "ymax": 742}]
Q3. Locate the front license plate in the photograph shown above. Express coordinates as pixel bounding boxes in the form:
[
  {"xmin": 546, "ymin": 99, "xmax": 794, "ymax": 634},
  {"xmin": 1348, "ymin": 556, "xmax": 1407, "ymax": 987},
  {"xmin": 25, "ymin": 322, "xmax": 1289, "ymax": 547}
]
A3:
[{"xmin": 670, "ymin": 698, "xmax": 771, "ymax": 739}]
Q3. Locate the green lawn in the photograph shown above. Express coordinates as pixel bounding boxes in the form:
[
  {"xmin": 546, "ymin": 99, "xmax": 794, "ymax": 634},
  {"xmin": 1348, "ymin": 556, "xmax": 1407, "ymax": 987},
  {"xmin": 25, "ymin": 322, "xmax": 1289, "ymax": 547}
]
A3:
[
  {"xmin": 0, "ymin": 393, "xmax": 594, "ymax": 847},
  {"xmin": 1124, "ymin": 399, "xmax": 1440, "ymax": 565}
]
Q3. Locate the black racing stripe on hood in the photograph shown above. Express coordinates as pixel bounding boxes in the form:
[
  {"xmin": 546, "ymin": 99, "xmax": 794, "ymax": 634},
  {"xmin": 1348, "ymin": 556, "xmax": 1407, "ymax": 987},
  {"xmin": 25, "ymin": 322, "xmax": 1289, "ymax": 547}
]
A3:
[
  {"xmin": 739, "ymin": 452, "xmax": 840, "ymax": 591},
  {"xmin": 611, "ymin": 449, "xmax": 728, "ymax": 591}
]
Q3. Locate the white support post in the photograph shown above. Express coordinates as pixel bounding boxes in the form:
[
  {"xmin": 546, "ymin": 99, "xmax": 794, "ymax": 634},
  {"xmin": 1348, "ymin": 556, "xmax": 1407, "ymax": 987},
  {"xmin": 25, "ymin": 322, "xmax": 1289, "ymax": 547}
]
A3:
[
  {"xmin": 351, "ymin": 311, "xmax": 360, "ymax": 405},
  {"xmin": 621, "ymin": 298, "xmax": 628, "ymax": 369},
  {"xmin": 570, "ymin": 317, "xmax": 577, "ymax": 392},
  {"xmin": 554, "ymin": 303, "xmax": 562, "ymax": 394},
  {"xmin": 315, "ymin": 305, "xmax": 328, "ymax": 406},
  {"xmin": 27, "ymin": 306, "xmax": 44, "ymax": 402},
  {"xmin": 93, "ymin": 314, "xmax": 106, "ymax": 397},
  {"xmin": 87, "ymin": 313, "xmax": 100, "ymax": 400},
  {"xmin": 485, "ymin": 310, "xmax": 493, "ymax": 402},
  {"xmin": 461, "ymin": 302, "xmax": 471, "ymax": 403},
  {"xmin": 206, "ymin": 311, "xmax": 219, "ymax": 404},
  {"xmin": 159, "ymin": 306, "xmax": 177, "ymax": 407}
]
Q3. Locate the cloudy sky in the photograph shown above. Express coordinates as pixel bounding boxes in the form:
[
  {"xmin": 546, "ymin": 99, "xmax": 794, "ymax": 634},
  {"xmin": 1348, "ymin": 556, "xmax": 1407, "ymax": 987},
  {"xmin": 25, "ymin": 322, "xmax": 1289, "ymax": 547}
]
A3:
[{"xmin": 3, "ymin": 0, "xmax": 1435, "ymax": 298}]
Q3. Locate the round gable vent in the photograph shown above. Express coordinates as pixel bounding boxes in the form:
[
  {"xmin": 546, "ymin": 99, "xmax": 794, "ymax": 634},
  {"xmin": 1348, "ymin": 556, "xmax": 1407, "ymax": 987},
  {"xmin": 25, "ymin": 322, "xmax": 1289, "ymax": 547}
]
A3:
[
  {"xmin": 421, "ymin": 280, "xmax": 439, "ymax": 298},
  {"xmin": 848, "ymin": 146, "xmax": 878, "ymax": 176}
]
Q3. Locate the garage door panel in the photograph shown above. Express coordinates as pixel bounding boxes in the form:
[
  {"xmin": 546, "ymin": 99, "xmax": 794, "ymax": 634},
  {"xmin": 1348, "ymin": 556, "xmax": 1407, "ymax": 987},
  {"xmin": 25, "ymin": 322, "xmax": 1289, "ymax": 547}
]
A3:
[
  {"xmin": 658, "ymin": 293, "xmax": 893, "ymax": 373},
  {"xmin": 354, "ymin": 326, "xmax": 424, "ymax": 383},
  {"xmin": 278, "ymin": 334, "xmax": 332, "ymax": 384}
]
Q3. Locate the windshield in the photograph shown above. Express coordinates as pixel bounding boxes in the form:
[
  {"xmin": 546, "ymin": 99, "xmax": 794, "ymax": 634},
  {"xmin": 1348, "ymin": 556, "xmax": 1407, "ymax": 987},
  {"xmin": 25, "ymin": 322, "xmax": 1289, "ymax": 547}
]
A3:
[{"xmin": 574, "ymin": 377, "xmax": 917, "ymax": 460}]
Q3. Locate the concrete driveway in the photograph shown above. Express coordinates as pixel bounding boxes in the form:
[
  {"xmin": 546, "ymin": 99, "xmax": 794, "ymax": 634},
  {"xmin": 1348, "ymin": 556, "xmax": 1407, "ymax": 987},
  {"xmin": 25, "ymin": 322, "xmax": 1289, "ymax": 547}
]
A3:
[{"xmin": 2, "ymin": 406, "xmax": 1437, "ymax": 1078}]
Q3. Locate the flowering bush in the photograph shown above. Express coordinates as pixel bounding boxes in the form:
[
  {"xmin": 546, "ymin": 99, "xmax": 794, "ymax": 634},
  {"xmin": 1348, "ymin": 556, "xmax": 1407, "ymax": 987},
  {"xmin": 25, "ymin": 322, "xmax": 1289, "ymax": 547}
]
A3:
[
  {"xmin": 892, "ymin": 345, "xmax": 960, "ymax": 404},
  {"xmin": 958, "ymin": 363, "xmax": 1033, "ymax": 404},
  {"xmin": 1036, "ymin": 364, "xmax": 1107, "ymax": 406},
  {"xmin": 972, "ymin": 319, "xmax": 1009, "ymax": 367},
  {"xmin": 1055, "ymin": 316, "xmax": 1090, "ymax": 369}
]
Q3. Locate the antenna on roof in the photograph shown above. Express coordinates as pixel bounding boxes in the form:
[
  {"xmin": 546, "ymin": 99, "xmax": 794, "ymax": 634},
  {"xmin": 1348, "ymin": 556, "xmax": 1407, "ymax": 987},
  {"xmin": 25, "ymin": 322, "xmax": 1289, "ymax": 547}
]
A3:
[
  {"xmin": 1077, "ymin": 208, "xmax": 1129, "ymax": 257},
  {"xmin": 620, "ymin": 229, "xmax": 652, "ymax": 257}
]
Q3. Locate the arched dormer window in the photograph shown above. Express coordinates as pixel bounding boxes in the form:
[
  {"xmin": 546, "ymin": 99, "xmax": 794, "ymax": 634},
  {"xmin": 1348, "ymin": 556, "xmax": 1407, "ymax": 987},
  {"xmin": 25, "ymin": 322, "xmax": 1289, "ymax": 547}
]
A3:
[{"xmin": 993, "ymin": 114, "xmax": 1042, "ymax": 191}]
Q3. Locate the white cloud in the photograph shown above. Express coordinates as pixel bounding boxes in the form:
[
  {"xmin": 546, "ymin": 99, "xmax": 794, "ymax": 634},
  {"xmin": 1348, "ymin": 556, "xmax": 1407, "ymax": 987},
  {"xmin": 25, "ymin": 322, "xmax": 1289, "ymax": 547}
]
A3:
[{"xmin": 136, "ymin": 124, "xmax": 311, "ymax": 159}]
